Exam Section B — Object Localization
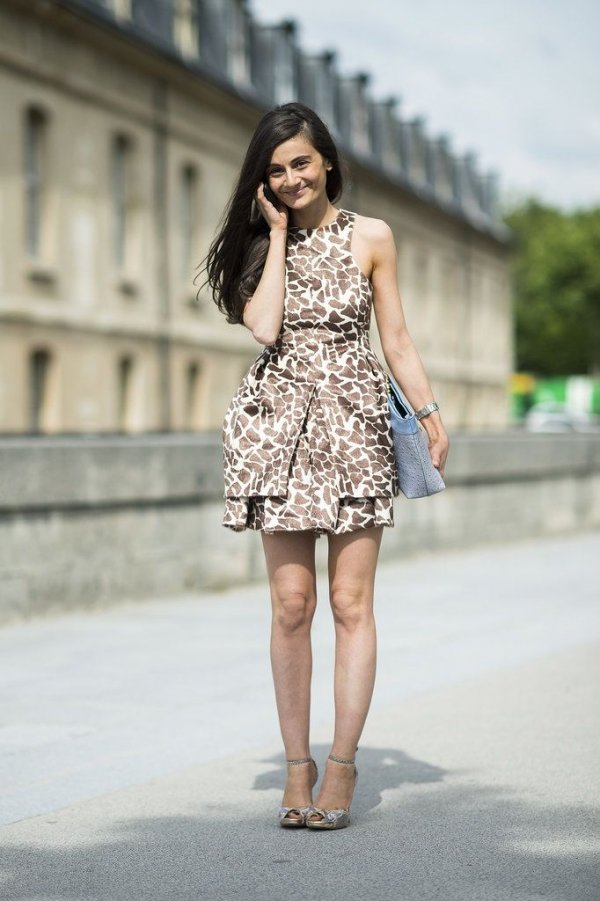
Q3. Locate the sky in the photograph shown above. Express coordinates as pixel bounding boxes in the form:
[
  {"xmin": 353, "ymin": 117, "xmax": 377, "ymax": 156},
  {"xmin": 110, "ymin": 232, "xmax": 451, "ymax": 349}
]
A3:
[{"xmin": 251, "ymin": 0, "xmax": 600, "ymax": 212}]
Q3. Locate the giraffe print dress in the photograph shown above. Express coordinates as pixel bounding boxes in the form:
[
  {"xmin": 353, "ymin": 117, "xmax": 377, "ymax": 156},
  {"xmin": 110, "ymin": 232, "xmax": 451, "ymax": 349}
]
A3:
[{"xmin": 222, "ymin": 208, "xmax": 399, "ymax": 537}]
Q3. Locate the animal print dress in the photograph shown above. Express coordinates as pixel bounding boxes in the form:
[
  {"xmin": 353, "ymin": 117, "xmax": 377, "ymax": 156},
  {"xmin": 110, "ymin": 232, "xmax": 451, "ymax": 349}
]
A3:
[{"xmin": 222, "ymin": 208, "xmax": 399, "ymax": 536}]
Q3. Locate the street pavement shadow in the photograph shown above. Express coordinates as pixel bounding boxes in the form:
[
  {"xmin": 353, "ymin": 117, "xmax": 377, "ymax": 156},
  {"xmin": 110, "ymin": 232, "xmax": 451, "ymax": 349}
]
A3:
[
  {"xmin": 254, "ymin": 744, "xmax": 446, "ymax": 816},
  {"xmin": 1, "ymin": 759, "xmax": 598, "ymax": 900}
]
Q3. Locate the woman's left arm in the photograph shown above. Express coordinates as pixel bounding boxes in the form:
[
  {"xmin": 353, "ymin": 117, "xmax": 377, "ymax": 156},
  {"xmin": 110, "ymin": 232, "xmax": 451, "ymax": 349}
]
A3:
[{"xmin": 368, "ymin": 220, "xmax": 449, "ymax": 476}]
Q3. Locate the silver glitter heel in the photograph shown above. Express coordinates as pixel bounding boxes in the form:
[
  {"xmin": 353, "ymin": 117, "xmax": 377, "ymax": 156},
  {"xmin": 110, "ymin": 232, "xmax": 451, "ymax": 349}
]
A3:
[
  {"xmin": 278, "ymin": 757, "xmax": 319, "ymax": 828},
  {"xmin": 306, "ymin": 751, "xmax": 358, "ymax": 831}
]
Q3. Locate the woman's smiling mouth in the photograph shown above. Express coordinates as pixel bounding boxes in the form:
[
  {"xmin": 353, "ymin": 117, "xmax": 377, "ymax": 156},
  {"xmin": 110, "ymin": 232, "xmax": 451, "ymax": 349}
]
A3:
[{"xmin": 285, "ymin": 186, "xmax": 307, "ymax": 197}]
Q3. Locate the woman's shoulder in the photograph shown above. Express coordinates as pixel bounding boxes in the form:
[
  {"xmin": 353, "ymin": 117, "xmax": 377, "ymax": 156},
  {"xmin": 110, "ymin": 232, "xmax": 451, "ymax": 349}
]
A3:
[
  {"xmin": 346, "ymin": 211, "xmax": 395, "ymax": 261},
  {"xmin": 348, "ymin": 211, "xmax": 394, "ymax": 244}
]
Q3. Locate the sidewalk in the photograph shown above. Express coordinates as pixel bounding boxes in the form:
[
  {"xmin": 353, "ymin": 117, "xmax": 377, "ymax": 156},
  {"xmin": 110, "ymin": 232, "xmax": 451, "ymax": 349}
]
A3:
[{"xmin": 1, "ymin": 532, "xmax": 599, "ymax": 900}]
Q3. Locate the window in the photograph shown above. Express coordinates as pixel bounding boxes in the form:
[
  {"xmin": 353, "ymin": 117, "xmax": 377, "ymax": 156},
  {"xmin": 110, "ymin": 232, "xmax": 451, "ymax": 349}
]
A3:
[
  {"xmin": 117, "ymin": 355, "xmax": 134, "ymax": 431},
  {"xmin": 113, "ymin": 0, "xmax": 132, "ymax": 17},
  {"xmin": 272, "ymin": 24, "xmax": 297, "ymax": 105},
  {"xmin": 175, "ymin": 0, "xmax": 198, "ymax": 57},
  {"xmin": 227, "ymin": 0, "xmax": 251, "ymax": 85},
  {"xmin": 180, "ymin": 164, "xmax": 198, "ymax": 283},
  {"xmin": 430, "ymin": 136, "xmax": 454, "ymax": 202},
  {"xmin": 99, "ymin": 0, "xmax": 133, "ymax": 18},
  {"xmin": 407, "ymin": 118, "xmax": 428, "ymax": 187},
  {"xmin": 111, "ymin": 134, "xmax": 135, "ymax": 272},
  {"xmin": 131, "ymin": 0, "xmax": 174, "ymax": 42},
  {"xmin": 185, "ymin": 361, "xmax": 203, "ymax": 429},
  {"xmin": 298, "ymin": 51, "xmax": 337, "ymax": 129},
  {"xmin": 29, "ymin": 349, "xmax": 51, "ymax": 433},
  {"xmin": 24, "ymin": 107, "xmax": 47, "ymax": 257}
]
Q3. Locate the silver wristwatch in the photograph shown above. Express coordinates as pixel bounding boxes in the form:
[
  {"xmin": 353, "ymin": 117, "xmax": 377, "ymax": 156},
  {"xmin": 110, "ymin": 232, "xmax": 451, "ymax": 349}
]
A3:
[{"xmin": 415, "ymin": 401, "xmax": 440, "ymax": 420}]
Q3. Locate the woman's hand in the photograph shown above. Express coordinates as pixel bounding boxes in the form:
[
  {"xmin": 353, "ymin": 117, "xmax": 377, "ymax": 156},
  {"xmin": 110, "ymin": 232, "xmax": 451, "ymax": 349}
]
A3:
[
  {"xmin": 420, "ymin": 415, "xmax": 449, "ymax": 477},
  {"xmin": 256, "ymin": 183, "xmax": 288, "ymax": 232}
]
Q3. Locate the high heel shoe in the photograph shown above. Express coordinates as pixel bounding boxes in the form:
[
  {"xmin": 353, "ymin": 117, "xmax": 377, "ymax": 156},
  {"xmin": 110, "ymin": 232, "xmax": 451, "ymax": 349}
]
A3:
[
  {"xmin": 306, "ymin": 752, "xmax": 358, "ymax": 830},
  {"xmin": 278, "ymin": 757, "xmax": 319, "ymax": 828}
]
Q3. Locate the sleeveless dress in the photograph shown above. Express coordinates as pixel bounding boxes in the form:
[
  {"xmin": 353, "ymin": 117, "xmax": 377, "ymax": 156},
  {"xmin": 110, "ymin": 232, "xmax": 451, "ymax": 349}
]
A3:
[{"xmin": 221, "ymin": 208, "xmax": 399, "ymax": 537}]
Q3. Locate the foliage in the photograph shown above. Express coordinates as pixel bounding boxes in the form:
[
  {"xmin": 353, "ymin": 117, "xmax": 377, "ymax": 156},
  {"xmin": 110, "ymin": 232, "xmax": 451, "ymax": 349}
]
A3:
[{"xmin": 503, "ymin": 199, "xmax": 600, "ymax": 375}]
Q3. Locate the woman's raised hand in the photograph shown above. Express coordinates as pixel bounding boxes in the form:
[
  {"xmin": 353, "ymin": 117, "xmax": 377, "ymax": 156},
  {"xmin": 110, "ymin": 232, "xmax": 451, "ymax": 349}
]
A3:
[{"xmin": 256, "ymin": 183, "xmax": 288, "ymax": 232}]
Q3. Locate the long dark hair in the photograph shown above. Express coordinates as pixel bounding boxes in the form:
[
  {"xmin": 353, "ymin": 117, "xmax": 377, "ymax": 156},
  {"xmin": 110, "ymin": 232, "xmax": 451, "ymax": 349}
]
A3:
[{"xmin": 199, "ymin": 102, "xmax": 344, "ymax": 325}]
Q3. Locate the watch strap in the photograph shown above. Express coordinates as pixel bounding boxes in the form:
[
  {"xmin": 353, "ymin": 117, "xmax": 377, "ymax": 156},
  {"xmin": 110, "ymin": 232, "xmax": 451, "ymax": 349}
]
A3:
[{"xmin": 415, "ymin": 401, "xmax": 440, "ymax": 420}]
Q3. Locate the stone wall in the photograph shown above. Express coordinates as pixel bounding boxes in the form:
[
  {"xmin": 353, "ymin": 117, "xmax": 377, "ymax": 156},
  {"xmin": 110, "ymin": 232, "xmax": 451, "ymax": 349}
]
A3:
[{"xmin": 0, "ymin": 431, "xmax": 598, "ymax": 624}]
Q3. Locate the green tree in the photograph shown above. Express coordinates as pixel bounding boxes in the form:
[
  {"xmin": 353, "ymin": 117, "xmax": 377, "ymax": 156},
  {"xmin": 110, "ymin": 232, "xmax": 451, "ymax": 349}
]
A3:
[{"xmin": 503, "ymin": 199, "xmax": 600, "ymax": 376}]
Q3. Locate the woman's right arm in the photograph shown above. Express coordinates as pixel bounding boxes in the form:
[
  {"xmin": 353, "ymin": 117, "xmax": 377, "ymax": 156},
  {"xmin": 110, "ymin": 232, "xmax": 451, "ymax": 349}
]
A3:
[{"xmin": 242, "ymin": 185, "xmax": 288, "ymax": 346}]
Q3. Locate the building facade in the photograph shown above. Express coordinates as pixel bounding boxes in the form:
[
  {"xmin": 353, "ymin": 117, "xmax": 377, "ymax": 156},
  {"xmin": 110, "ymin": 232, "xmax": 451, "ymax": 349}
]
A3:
[{"xmin": 0, "ymin": 0, "xmax": 514, "ymax": 435}]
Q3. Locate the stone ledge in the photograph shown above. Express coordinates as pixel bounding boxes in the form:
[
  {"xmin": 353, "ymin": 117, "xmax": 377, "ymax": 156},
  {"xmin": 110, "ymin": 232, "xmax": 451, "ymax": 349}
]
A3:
[
  {"xmin": 0, "ymin": 433, "xmax": 223, "ymax": 510},
  {"xmin": 0, "ymin": 430, "xmax": 599, "ymax": 512},
  {"xmin": 444, "ymin": 431, "xmax": 600, "ymax": 483}
]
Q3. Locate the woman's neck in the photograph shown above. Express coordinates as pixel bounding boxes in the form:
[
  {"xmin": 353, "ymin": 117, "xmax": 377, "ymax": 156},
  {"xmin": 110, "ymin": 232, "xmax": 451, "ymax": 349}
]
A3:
[{"xmin": 289, "ymin": 198, "xmax": 338, "ymax": 230}]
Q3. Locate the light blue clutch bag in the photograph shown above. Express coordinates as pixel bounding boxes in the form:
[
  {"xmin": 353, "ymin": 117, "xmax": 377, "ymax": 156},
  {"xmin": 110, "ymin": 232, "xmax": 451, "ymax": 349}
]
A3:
[{"xmin": 387, "ymin": 375, "xmax": 446, "ymax": 499}]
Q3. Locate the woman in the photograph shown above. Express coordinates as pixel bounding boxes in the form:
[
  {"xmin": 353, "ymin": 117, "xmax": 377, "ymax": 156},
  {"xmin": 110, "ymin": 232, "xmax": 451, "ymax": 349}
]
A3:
[{"xmin": 203, "ymin": 102, "xmax": 449, "ymax": 830}]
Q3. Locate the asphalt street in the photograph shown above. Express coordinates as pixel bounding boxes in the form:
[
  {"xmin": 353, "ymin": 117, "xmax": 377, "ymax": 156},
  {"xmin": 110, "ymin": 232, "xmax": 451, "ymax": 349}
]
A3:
[{"xmin": 1, "ymin": 530, "xmax": 599, "ymax": 900}]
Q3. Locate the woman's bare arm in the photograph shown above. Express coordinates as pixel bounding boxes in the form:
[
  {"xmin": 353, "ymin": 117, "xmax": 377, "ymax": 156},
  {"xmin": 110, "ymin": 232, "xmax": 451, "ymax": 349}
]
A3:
[
  {"xmin": 242, "ymin": 185, "xmax": 288, "ymax": 346},
  {"xmin": 363, "ymin": 218, "xmax": 449, "ymax": 476}
]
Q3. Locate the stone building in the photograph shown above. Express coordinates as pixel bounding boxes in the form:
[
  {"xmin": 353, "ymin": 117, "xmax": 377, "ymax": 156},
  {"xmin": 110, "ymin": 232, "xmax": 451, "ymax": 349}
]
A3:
[{"xmin": 0, "ymin": 0, "xmax": 513, "ymax": 436}]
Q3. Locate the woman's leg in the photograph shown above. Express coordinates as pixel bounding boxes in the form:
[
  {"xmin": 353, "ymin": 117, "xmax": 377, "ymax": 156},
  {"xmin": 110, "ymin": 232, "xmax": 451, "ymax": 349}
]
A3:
[
  {"xmin": 312, "ymin": 526, "xmax": 383, "ymax": 812},
  {"xmin": 261, "ymin": 530, "xmax": 318, "ymax": 810}
]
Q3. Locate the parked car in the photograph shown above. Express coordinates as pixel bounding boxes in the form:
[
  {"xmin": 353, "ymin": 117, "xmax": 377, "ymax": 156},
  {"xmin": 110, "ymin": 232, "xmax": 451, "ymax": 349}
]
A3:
[{"xmin": 524, "ymin": 402, "xmax": 596, "ymax": 432}]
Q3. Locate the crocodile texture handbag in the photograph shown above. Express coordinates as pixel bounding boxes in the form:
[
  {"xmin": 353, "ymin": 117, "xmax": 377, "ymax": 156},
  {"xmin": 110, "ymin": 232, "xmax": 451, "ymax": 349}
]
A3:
[{"xmin": 387, "ymin": 375, "xmax": 446, "ymax": 499}]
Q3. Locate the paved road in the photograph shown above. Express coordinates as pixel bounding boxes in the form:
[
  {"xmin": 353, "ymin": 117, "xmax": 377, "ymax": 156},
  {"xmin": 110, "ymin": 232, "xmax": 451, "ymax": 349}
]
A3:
[{"xmin": 1, "ymin": 531, "xmax": 599, "ymax": 900}]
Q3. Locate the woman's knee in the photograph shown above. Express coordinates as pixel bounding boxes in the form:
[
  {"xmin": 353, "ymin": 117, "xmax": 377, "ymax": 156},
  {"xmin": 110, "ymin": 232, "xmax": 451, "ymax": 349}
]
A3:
[
  {"xmin": 272, "ymin": 587, "xmax": 316, "ymax": 635},
  {"xmin": 329, "ymin": 584, "xmax": 373, "ymax": 630}
]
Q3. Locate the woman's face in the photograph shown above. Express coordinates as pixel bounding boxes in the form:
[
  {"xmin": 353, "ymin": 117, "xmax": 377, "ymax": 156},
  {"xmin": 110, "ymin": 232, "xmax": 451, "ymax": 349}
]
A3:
[{"xmin": 265, "ymin": 134, "xmax": 331, "ymax": 210}]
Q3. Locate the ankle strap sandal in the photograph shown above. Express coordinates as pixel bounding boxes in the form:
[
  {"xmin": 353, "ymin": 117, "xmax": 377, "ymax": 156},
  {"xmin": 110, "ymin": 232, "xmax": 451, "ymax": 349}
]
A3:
[
  {"xmin": 278, "ymin": 757, "xmax": 319, "ymax": 828},
  {"xmin": 306, "ymin": 749, "xmax": 358, "ymax": 831}
]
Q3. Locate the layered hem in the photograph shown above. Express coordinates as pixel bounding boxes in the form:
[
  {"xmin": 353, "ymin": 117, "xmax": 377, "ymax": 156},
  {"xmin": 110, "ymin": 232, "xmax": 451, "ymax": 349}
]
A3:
[{"xmin": 222, "ymin": 495, "xmax": 394, "ymax": 537}]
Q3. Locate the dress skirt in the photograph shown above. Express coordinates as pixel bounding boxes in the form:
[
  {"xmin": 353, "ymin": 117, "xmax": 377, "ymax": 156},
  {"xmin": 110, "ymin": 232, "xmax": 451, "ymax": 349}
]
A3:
[{"xmin": 222, "ymin": 389, "xmax": 394, "ymax": 537}]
